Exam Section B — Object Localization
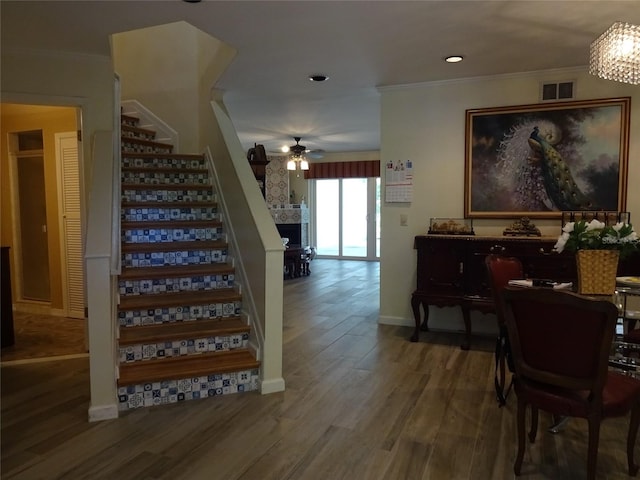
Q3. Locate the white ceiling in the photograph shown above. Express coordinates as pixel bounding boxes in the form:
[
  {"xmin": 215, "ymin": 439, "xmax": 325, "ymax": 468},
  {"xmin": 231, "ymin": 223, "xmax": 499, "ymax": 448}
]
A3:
[{"xmin": 2, "ymin": 0, "xmax": 640, "ymax": 156}]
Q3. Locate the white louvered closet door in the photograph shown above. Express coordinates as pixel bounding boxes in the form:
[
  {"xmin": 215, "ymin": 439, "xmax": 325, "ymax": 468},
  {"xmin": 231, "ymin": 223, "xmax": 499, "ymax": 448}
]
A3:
[{"xmin": 56, "ymin": 132, "xmax": 85, "ymax": 318}]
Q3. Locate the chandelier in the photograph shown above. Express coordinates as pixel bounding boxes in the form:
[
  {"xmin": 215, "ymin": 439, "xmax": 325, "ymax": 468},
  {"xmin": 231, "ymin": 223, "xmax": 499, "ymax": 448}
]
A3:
[
  {"xmin": 286, "ymin": 137, "xmax": 309, "ymax": 171},
  {"xmin": 589, "ymin": 21, "xmax": 640, "ymax": 85}
]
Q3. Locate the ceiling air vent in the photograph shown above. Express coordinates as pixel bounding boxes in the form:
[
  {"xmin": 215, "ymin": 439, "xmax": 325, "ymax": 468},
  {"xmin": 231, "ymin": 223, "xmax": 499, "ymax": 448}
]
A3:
[{"xmin": 540, "ymin": 81, "xmax": 575, "ymax": 101}]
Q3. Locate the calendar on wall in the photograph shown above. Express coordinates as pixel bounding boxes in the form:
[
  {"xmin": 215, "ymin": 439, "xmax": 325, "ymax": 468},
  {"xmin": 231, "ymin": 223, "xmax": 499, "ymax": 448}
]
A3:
[{"xmin": 385, "ymin": 159, "xmax": 413, "ymax": 203}]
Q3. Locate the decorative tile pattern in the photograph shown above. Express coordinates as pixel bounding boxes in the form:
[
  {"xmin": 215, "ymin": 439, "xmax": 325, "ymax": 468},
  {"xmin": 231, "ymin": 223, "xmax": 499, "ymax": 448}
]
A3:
[
  {"xmin": 121, "ymin": 140, "xmax": 172, "ymax": 155},
  {"xmin": 118, "ymin": 273, "xmax": 234, "ymax": 295},
  {"xmin": 122, "ymin": 156, "xmax": 206, "ymax": 170},
  {"xmin": 121, "ymin": 207, "xmax": 218, "ymax": 222},
  {"xmin": 121, "ymin": 129, "xmax": 155, "ymax": 141},
  {"xmin": 118, "ymin": 332, "xmax": 249, "ymax": 363},
  {"xmin": 268, "ymin": 204, "xmax": 310, "ymax": 224},
  {"xmin": 122, "ymin": 171, "xmax": 209, "ymax": 185},
  {"xmin": 122, "ymin": 227, "xmax": 224, "ymax": 245},
  {"xmin": 121, "ymin": 188, "xmax": 214, "ymax": 203},
  {"xmin": 117, "ymin": 369, "xmax": 259, "ymax": 411},
  {"xmin": 118, "ymin": 301, "xmax": 242, "ymax": 326},
  {"xmin": 265, "ymin": 156, "xmax": 289, "ymax": 205},
  {"xmin": 122, "ymin": 117, "xmax": 138, "ymax": 128}
]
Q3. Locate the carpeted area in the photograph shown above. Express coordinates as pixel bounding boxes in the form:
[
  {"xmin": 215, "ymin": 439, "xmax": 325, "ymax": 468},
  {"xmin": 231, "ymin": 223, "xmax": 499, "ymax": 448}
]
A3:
[{"xmin": 1, "ymin": 311, "xmax": 87, "ymax": 363}]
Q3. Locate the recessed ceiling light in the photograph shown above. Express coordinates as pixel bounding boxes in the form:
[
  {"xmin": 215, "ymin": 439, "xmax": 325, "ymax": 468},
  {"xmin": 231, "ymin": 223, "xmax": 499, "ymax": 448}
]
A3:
[
  {"xmin": 445, "ymin": 55, "xmax": 464, "ymax": 63},
  {"xmin": 309, "ymin": 74, "xmax": 329, "ymax": 82}
]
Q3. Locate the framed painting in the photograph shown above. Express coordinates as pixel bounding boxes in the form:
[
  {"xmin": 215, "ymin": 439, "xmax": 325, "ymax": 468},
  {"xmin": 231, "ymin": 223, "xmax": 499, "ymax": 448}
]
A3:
[{"xmin": 464, "ymin": 97, "xmax": 630, "ymax": 219}]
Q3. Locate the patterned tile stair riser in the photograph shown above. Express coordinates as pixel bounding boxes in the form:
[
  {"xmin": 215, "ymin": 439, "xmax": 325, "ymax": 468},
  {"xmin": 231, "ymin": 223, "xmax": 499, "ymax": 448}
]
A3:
[
  {"xmin": 117, "ymin": 369, "xmax": 260, "ymax": 411},
  {"xmin": 122, "ymin": 189, "xmax": 214, "ymax": 203},
  {"xmin": 119, "ymin": 333, "xmax": 249, "ymax": 363},
  {"xmin": 122, "ymin": 142, "xmax": 172, "ymax": 154},
  {"xmin": 122, "ymin": 171, "xmax": 210, "ymax": 184},
  {"xmin": 121, "ymin": 130, "xmax": 155, "ymax": 141},
  {"xmin": 122, "ymin": 156, "xmax": 206, "ymax": 170},
  {"xmin": 117, "ymin": 112, "xmax": 259, "ymax": 412},
  {"xmin": 122, "ymin": 227, "xmax": 224, "ymax": 245},
  {"xmin": 119, "ymin": 273, "xmax": 234, "ymax": 295},
  {"xmin": 121, "ymin": 207, "xmax": 218, "ymax": 222},
  {"xmin": 118, "ymin": 301, "xmax": 242, "ymax": 327}
]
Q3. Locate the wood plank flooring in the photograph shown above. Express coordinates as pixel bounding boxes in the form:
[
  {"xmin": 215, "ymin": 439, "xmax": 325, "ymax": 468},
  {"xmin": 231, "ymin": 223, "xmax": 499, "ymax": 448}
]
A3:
[{"xmin": 1, "ymin": 259, "xmax": 635, "ymax": 479}]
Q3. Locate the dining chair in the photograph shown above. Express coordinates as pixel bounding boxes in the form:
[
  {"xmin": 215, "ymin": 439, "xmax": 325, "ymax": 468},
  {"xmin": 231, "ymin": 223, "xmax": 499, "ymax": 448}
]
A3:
[
  {"xmin": 502, "ymin": 286, "xmax": 640, "ymax": 480},
  {"xmin": 485, "ymin": 254, "xmax": 524, "ymax": 406}
]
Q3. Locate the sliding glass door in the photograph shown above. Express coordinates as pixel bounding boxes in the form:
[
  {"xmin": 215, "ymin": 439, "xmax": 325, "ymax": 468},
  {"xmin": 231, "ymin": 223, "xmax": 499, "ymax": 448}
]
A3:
[{"xmin": 314, "ymin": 177, "xmax": 379, "ymax": 259}]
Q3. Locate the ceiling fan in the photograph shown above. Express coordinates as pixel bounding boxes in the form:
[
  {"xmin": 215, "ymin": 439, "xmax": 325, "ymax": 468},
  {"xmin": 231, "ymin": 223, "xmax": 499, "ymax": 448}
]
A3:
[
  {"xmin": 271, "ymin": 137, "xmax": 325, "ymax": 159},
  {"xmin": 288, "ymin": 137, "xmax": 307, "ymax": 157}
]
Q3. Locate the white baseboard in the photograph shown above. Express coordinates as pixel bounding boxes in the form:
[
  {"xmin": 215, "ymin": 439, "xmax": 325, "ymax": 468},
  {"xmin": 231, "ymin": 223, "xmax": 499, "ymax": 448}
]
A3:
[
  {"xmin": 260, "ymin": 377, "xmax": 285, "ymax": 394},
  {"xmin": 88, "ymin": 404, "xmax": 119, "ymax": 422}
]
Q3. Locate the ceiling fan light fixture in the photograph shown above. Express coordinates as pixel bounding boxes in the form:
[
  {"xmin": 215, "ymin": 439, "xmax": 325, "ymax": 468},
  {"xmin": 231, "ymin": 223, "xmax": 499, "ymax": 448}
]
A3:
[
  {"xmin": 300, "ymin": 159, "xmax": 309, "ymax": 171},
  {"xmin": 287, "ymin": 159, "xmax": 297, "ymax": 171},
  {"xmin": 309, "ymin": 74, "xmax": 329, "ymax": 82}
]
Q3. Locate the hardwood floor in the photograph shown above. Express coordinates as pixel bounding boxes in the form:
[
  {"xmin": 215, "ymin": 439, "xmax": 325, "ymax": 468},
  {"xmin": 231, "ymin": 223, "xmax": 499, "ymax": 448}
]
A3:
[{"xmin": 1, "ymin": 259, "xmax": 635, "ymax": 479}]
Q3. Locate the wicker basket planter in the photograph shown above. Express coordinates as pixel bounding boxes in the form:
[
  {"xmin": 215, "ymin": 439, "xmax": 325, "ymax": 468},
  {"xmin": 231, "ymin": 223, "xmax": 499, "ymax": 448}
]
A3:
[{"xmin": 576, "ymin": 249, "xmax": 620, "ymax": 295}]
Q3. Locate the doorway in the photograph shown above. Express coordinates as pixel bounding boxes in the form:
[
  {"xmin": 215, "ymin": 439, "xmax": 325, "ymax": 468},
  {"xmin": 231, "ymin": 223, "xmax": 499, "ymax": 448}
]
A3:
[
  {"xmin": 14, "ymin": 132, "xmax": 51, "ymax": 302},
  {"xmin": 1, "ymin": 103, "xmax": 86, "ymax": 362},
  {"xmin": 3, "ymin": 104, "xmax": 83, "ymax": 316},
  {"xmin": 313, "ymin": 177, "xmax": 380, "ymax": 260}
]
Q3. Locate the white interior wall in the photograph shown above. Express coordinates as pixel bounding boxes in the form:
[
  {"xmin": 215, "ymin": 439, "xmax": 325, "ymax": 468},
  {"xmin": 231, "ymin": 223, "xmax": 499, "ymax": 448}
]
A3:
[
  {"xmin": 1, "ymin": 48, "xmax": 118, "ymax": 419},
  {"xmin": 112, "ymin": 22, "xmax": 201, "ymax": 153},
  {"xmin": 379, "ymin": 66, "xmax": 640, "ymax": 336}
]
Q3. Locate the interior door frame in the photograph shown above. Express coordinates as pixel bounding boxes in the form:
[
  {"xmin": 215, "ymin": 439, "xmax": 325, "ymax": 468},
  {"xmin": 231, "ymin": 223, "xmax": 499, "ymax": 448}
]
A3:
[
  {"xmin": 6, "ymin": 146, "xmax": 46, "ymax": 306},
  {"xmin": 310, "ymin": 177, "xmax": 380, "ymax": 261},
  {"xmin": 2, "ymin": 94, "xmax": 86, "ymax": 316}
]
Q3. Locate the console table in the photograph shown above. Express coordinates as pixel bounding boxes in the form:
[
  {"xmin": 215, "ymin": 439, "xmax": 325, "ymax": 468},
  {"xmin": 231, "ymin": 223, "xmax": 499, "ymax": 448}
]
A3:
[{"xmin": 411, "ymin": 235, "xmax": 640, "ymax": 349}]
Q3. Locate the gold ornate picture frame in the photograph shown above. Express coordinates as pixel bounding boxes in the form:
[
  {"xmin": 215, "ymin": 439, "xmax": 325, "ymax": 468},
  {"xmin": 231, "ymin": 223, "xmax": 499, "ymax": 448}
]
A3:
[{"xmin": 464, "ymin": 97, "xmax": 630, "ymax": 219}]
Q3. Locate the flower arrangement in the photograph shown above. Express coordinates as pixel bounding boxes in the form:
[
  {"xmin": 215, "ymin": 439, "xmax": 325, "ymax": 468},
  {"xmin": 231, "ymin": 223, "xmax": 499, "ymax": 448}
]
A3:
[{"xmin": 554, "ymin": 219, "xmax": 639, "ymax": 259}]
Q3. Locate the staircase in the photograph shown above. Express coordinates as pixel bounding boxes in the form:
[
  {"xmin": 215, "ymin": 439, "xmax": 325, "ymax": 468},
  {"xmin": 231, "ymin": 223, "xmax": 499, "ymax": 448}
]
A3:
[{"xmin": 116, "ymin": 111, "xmax": 260, "ymax": 411}]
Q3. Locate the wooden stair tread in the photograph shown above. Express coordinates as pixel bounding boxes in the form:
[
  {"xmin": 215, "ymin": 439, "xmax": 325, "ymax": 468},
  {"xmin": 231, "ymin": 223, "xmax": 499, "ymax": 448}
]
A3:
[
  {"xmin": 120, "ymin": 263, "xmax": 234, "ymax": 280},
  {"xmin": 122, "ymin": 152, "xmax": 204, "ymax": 160},
  {"xmin": 122, "ymin": 137, "xmax": 173, "ymax": 149},
  {"xmin": 119, "ymin": 317, "xmax": 248, "ymax": 345},
  {"xmin": 119, "ymin": 289, "xmax": 241, "ymax": 310},
  {"xmin": 121, "ymin": 219, "xmax": 223, "ymax": 229},
  {"xmin": 121, "ymin": 114, "xmax": 140, "ymax": 123},
  {"xmin": 121, "ymin": 240, "xmax": 227, "ymax": 253},
  {"xmin": 118, "ymin": 350, "xmax": 260, "ymax": 386},
  {"xmin": 122, "ymin": 201, "xmax": 217, "ymax": 208},
  {"xmin": 121, "ymin": 183, "xmax": 212, "ymax": 191}
]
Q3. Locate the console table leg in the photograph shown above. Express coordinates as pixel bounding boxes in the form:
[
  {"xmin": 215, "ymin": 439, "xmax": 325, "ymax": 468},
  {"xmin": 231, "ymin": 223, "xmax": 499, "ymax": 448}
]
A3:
[
  {"xmin": 460, "ymin": 306, "xmax": 471, "ymax": 351},
  {"xmin": 420, "ymin": 300, "xmax": 430, "ymax": 332},
  {"xmin": 410, "ymin": 295, "xmax": 423, "ymax": 342}
]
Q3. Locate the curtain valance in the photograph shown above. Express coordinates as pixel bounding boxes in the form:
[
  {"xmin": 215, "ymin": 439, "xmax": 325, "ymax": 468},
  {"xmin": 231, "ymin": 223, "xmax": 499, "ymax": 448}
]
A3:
[{"xmin": 304, "ymin": 160, "xmax": 380, "ymax": 179}]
